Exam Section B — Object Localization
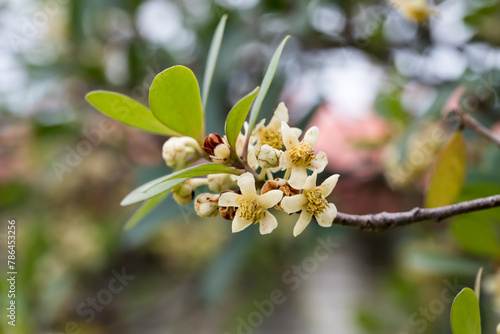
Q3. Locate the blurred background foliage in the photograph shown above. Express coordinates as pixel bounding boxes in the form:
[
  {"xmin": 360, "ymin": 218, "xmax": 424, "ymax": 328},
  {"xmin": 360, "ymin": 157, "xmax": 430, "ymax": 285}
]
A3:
[{"xmin": 0, "ymin": 0, "xmax": 500, "ymax": 333}]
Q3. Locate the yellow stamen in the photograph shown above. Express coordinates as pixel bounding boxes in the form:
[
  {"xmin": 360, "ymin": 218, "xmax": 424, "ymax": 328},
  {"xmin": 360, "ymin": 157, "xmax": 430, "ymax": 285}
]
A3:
[
  {"xmin": 259, "ymin": 127, "xmax": 283, "ymax": 149},
  {"xmin": 237, "ymin": 198, "xmax": 266, "ymax": 223},
  {"xmin": 288, "ymin": 141, "xmax": 314, "ymax": 166},
  {"xmin": 305, "ymin": 189, "xmax": 328, "ymax": 216}
]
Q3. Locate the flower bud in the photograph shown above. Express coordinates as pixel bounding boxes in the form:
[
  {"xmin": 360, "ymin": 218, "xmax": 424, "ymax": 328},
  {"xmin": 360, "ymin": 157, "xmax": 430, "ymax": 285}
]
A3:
[
  {"xmin": 194, "ymin": 193, "xmax": 220, "ymax": 217},
  {"xmin": 207, "ymin": 174, "xmax": 236, "ymax": 193},
  {"xmin": 172, "ymin": 178, "xmax": 207, "ymax": 205},
  {"xmin": 203, "ymin": 133, "xmax": 231, "ymax": 164},
  {"xmin": 162, "ymin": 137, "xmax": 202, "ymax": 169},
  {"xmin": 256, "ymin": 144, "xmax": 282, "ymax": 169}
]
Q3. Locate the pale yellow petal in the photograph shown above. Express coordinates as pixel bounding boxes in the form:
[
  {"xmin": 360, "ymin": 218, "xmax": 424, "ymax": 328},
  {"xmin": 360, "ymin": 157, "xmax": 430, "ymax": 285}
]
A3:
[
  {"xmin": 320, "ymin": 174, "xmax": 339, "ymax": 197},
  {"xmin": 232, "ymin": 215, "xmax": 253, "ymax": 233},
  {"xmin": 281, "ymin": 121, "xmax": 299, "ymax": 150},
  {"xmin": 280, "ymin": 152, "xmax": 292, "ymax": 169},
  {"xmin": 259, "ymin": 211, "xmax": 278, "ymax": 235},
  {"xmin": 303, "ymin": 126, "xmax": 320, "ymax": 147},
  {"xmin": 280, "ymin": 194, "xmax": 307, "ymax": 214},
  {"xmin": 291, "ymin": 127, "xmax": 302, "ymax": 139},
  {"xmin": 303, "ymin": 171, "xmax": 318, "ymax": 192},
  {"xmin": 218, "ymin": 192, "xmax": 240, "ymax": 207},
  {"xmin": 315, "ymin": 203, "xmax": 337, "ymax": 227},
  {"xmin": 257, "ymin": 190, "xmax": 283, "ymax": 209},
  {"xmin": 270, "ymin": 102, "xmax": 289, "ymax": 125},
  {"xmin": 288, "ymin": 165, "xmax": 308, "ymax": 189},
  {"xmin": 237, "ymin": 172, "xmax": 256, "ymax": 200},
  {"xmin": 309, "ymin": 151, "xmax": 328, "ymax": 173},
  {"xmin": 293, "ymin": 210, "xmax": 313, "ymax": 237}
]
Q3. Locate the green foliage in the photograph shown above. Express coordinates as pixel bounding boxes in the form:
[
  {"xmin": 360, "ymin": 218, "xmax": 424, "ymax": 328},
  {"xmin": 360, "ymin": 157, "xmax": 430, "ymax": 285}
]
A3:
[
  {"xmin": 450, "ymin": 288, "xmax": 481, "ymax": 334},
  {"xmin": 124, "ymin": 191, "xmax": 171, "ymax": 230},
  {"xmin": 246, "ymin": 36, "xmax": 290, "ymax": 136},
  {"xmin": 149, "ymin": 66, "xmax": 205, "ymax": 143},
  {"xmin": 85, "ymin": 91, "xmax": 178, "ymax": 136},
  {"xmin": 202, "ymin": 14, "xmax": 227, "ymax": 111},
  {"xmin": 121, "ymin": 163, "xmax": 243, "ymax": 205},
  {"xmin": 225, "ymin": 87, "xmax": 260, "ymax": 158},
  {"xmin": 452, "ymin": 217, "xmax": 500, "ymax": 257},
  {"xmin": 426, "ymin": 131, "xmax": 467, "ymax": 208}
]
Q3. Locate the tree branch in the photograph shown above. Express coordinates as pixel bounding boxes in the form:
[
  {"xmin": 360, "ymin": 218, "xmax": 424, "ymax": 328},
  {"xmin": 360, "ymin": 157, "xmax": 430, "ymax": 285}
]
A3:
[
  {"xmin": 455, "ymin": 110, "xmax": 500, "ymax": 149},
  {"xmin": 333, "ymin": 195, "xmax": 500, "ymax": 231}
]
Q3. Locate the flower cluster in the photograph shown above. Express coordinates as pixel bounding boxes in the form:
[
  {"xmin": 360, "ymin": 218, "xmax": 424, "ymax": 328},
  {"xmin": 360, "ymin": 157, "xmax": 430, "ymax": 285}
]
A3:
[{"xmin": 162, "ymin": 103, "xmax": 339, "ymax": 236}]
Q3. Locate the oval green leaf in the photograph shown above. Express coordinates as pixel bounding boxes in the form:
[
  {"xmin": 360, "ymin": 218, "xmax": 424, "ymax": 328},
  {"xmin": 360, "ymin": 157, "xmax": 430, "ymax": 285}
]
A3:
[
  {"xmin": 149, "ymin": 66, "xmax": 204, "ymax": 143},
  {"xmin": 247, "ymin": 36, "xmax": 290, "ymax": 136},
  {"xmin": 121, "ymin": 163, "xmax": 243, "ymax": 206},
  {"xmin": 124, "ymin": 191, "xmax": 171, "ymax": 230},
  {"xmin": 452, "ymin": 217, "xmax": 500, "ymax": 257},
  {"xmin": 450, "ymin": 288, "xmax": 481, "ymax": 334},
  {"xmin": 86, "ymin": 91, "xmax": 179, "ymax": 136},
  {"xmin": 225, "ymin": 87, "xmax": 259, "ymax": 157},
  {"xmin": 425, "ymin": 131, "xmax": 467, "ymax": 208},
  {"xmin": 202, "ymin": 14, "xmax": 227, "ymax": 111}
]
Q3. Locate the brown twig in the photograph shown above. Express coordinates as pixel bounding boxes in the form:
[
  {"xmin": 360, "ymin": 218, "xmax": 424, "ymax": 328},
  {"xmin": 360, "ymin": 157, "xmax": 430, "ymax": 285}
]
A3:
[
  {"xmin": 455, "ymin": 110, "xmax": 500, "ymax": 149},
  {"xmin": 333, "ymin": 195, "xmax": 500, "ymax": 231}
]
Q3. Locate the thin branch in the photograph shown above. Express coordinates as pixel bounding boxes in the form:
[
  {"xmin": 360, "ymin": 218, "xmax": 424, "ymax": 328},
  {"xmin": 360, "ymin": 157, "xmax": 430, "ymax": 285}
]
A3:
[
  {"xmin": 333, "ymin": 195, "xmax": 500, "ymax": 231},
  {"xmin": 455, "ymin": 110, "xmax": 500, "ymax": 149}
]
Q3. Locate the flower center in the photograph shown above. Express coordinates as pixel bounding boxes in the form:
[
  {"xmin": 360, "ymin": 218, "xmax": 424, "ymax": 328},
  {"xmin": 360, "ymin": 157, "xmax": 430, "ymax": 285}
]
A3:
[
  {"xmin": 305, "ymin": 189, "xmax": 328, "ymax": 216},
  {"xmin": 237, "ymin": 198, "xmax": 266, "ymax": 223},
  {"xmin": 288, "ymin": 141, "xmax": 314, "ymax": 166},
  {"xmin": 259, "ymin": 127, "xmax": 283, "ymax": 149}
]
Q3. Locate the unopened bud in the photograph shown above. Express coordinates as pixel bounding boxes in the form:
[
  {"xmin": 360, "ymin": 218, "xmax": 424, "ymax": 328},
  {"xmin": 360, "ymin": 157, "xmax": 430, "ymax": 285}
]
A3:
[
  {"xmin": 256, "ymin": 144, "xmax": 281, "ymax": 169},
  {"xmin": 194, "ymin": 193, "xmax": 220, "ymax": 217},
  {"xmin": 162, "ymin": 137, "xmax": 201, "ymax": 169},
  {"xmin": 172, "ymin": 178, "xmax": 207, "ymax": 205},
  {"xmin": 203, "ymin": 133, "xmax": 231, "ymax": 164},
  {"xmin": 207, "ymin": 174, "xmax": 236, "ymax": 193}
]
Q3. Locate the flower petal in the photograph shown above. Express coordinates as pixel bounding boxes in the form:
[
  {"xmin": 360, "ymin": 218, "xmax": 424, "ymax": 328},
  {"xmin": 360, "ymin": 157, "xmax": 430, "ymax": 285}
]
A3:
[
  {"xmin": 280, "ymin": 152, "xmax": 292, "ymax": 169},
  {"xmin": 257, "ymin": 190, "xmax": 283, "ymax": 209},
  {"xmin": 288, "ymin": 165, "xmax": 308, "ymax": 189},
  {"xmin": 270, "ymin": 102, "xmax": 289, "ymax": 125},
  {"xmin": 237, "ymin": 172, "xmax": 256, "ymax": 200},
  {"xmin": 281, "ymin": 121, "xmax": 299, "ymax": 150},
  {"xmin": 303, "ymin": 126, "xmax": 320, "ymax": 147},
  {"xmin": 315, "ymin": 203, "xmax": 337, "ymax": 227},
  {"xmin": 320, "ymin": 174, "xmax": 339, "ymax": 197},
  {"xmin": 303, "ymin": 171, "xmax": 318, "ymax": 192},
  {"xmin": 218, "ymin": 192, "xmax": 240, "ymax": 207},
  {"xmin": 309, "ymin": 151, "xmax": 328, "ymax": 173},
  {"xmin": 259, "ymin": 211, "xmax": 278, "ymax": 235},
  {"xmin": 280, "ymin": 194, "xmax": 307, "ymax": 214},
  {"xmin": 232, "ymin": 215, "xmax": 253, "ymax": 233},
  {"xmin": 293, "ymin": 210, "xmax": 313, "ymax": 237},
  {"xmin": 291, "ymin": 127, "xmax": 302, "ymax": 139}
]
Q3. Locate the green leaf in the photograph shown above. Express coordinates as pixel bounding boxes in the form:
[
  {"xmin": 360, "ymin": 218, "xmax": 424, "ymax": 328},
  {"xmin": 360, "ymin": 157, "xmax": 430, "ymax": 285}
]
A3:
[
  {"xmin": 225, "ymin": 87, "xmax": 260, "ymax": 157},
  {"xmin": 149, "ymin": 66, "xmax": 204, "ymax": 143},
  {"xmin": 124, "ymin": 191, "xmax": 170, "ymax": 230},
  {"xmin": 425, "ymin": 131, "xmax": 467, "ymax": 208},
  {"xmin": 452, "ymin": 217, "xmax": 500, "ymax": 257},
  {"xmin": 247, "ymin": 36, "xmax": 290, "ymax": 136},
  {"xmin": 450, "ymin": 288, "xmax": 481, "ymax": 334},
  {"xmin": 121, "ymin": 163, "xmax": 243, "ymax": 206},
  {"xmin": 202, "ymin": 14, "xmax": 227, "ymax": 111},
  {"xmin": 86, "ymin": 91, "xmax": 178, "ymax": 136}
]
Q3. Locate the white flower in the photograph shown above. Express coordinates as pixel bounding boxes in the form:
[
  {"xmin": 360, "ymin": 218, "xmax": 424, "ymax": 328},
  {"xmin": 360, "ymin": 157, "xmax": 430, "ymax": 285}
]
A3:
[
  {"xmin": 256, "ymin": 144, "xmax": 282, "ymax": 169},
  {"xmin": 194, "ymin": 193, "xmax": 220, "ymax": 217},
  {"xmin": 280, "ymin": 122, "xmax": 328, "ymax": 189},
  {"xmin": 254, "ymin": 102, "xmax": 301, "ymax": 149},
  {"xmin": 281, "ymin": 171, "xmax": 339, "ymax": 237},
  {"xmin": 162, "ymin": 137, "xmax": 202, "ymax": 169},
  {"xmin": 218, "ymin": 172, "xmax": 283, "ymax": 235}
]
